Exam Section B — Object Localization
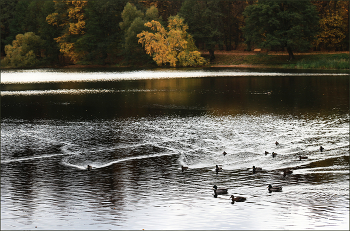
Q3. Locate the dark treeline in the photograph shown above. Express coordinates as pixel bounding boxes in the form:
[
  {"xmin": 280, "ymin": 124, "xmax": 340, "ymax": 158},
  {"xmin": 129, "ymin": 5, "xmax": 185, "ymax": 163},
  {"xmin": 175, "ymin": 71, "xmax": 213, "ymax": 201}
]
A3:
[{"xmin": 0, "ymin": 0, "xmax": 348, "ymax": 67}]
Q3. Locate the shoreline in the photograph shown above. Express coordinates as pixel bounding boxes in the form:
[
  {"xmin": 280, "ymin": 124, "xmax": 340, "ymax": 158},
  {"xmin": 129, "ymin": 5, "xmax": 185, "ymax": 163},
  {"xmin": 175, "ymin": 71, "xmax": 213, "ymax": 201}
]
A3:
[
  {"xmin": 208, "ymin": 64, "xmax": 349, "ymax": 71},
  {"xmin": 48, "ymin": 51, "xmax": 350, "ymax": 70},
  {"xmin": 1, "ymin": 51, "xmax": 348, "ymax": 70}
]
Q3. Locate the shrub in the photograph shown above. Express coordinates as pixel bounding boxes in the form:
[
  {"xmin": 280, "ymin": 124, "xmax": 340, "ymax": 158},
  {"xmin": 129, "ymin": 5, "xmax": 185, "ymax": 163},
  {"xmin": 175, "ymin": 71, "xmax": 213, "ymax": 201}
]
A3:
[{"xmin": 1, "ymin": 32, "xmax": 45, "ymax": 68}]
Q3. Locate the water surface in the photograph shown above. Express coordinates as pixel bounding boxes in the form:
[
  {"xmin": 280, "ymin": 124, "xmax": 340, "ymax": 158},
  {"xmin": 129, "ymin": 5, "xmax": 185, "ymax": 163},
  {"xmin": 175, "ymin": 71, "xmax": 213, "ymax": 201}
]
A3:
[{"xmin": 1, "ymin": 68, "xmax": 349, "ymax": 230}]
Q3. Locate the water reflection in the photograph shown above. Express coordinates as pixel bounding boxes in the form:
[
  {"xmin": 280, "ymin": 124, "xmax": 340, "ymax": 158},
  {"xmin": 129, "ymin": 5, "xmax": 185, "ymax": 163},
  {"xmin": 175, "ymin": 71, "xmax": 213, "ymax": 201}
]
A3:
[
  {"xmin": 1, "ymin": 70, "xmax": 349, "ymax": 120},
  {"xmin": 1, "ymin": 68, "xmax": 348, "ymax": 83},
  {"xmin": 1, "ymin": 69, "xmax": 349, "ymax": 230}
]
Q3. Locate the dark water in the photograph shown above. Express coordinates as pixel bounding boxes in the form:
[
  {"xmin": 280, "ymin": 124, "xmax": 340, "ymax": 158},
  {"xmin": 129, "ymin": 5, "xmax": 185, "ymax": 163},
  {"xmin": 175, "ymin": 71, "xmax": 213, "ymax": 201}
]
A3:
[{"xmin": 1, "ymin": 68, "xmax": 349, "ymax": 230}]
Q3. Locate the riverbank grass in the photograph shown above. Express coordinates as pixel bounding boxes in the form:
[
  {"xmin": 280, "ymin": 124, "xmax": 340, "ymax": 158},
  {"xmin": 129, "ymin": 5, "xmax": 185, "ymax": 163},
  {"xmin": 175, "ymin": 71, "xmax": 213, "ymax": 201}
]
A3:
[
  {"xmin": 211, "ymin": 52, "xmax": 349, "ymax": 69},
  {"xmin": 284, "ymin": 53, "xmax": 349, "ymax": 69}
]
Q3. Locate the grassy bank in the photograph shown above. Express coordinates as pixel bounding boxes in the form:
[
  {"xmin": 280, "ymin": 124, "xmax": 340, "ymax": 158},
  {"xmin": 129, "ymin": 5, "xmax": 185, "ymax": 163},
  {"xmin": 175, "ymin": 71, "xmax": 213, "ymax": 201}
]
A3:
[
  {"xmin": 209, "ymin": 52, "xmax": 349, "ymax": 70},
  {"xmin": 283, "ymin": 53, "xmax": 349, "ymax": 69},
  {"xmin": 2, "ymin": 52, "xmax": 348, "ymax": 70}
]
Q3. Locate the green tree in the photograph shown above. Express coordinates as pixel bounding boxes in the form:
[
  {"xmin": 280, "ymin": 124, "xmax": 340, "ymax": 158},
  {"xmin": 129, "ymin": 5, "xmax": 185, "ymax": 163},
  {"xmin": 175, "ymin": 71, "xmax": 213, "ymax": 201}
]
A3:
[
  {"xmin": 119, "ymin": 2, "xmax": 144, "ymax": 32},
  {"xmin": 74, "ymin": 0, "xmax": 125, "ymax": 64},
  {"xmin": 139, "ymin": 0, "xmax": 183, "ymax": 22},
  {"xmin": 27, "ymin": 0, "xmax": 60, "ymax": 63},
  {"xmin": 1, "ymin": 32, "xmax": 45, "ymax": 68},
  {"xmin": 137, "ymin": 15, "xmax": 206, "ymax": 67},
  {"xmin": 179, "ymin": 0, "xmax": 224, "ymax": 61},
  {"xmin": 243, "ymin": 0, "xmax": 320, "ymax": 61},
  {"xmin": 119, "ymin": 2, "xmax": 162, "ymax": 62},
  {"xmin": 0, "ymin": 0, "xmax": 59, "ymax": 62},
  {"xmin": 0, "ymin": 0, "xmax": 18, "ymax": 56},
  {"xmin": 1, "ymin": 0, "xmax": 30, "ymax": 54},
  {"xmin": 219, "ymin": 1, "xmax": 247, "ymax": 51}
]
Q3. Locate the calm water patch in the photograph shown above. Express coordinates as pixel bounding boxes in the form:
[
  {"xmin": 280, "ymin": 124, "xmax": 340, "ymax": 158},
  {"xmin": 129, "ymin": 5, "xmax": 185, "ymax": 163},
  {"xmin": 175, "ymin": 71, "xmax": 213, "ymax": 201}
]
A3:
[{"xmin": 1, "ymin": 68, "xmax": 349, "ymax": 230}]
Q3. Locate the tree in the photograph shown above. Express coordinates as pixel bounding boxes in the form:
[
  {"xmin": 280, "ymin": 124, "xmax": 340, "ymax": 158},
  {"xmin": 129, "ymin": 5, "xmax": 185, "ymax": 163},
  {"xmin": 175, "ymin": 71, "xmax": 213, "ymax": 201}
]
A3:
[
  {"xmin": 46, "ymin": 1, "xmax": 88, "ymax": 64},
  {"xmin": 27, "ymin": 0, "xmax": 60, "ymax": 63},
  {"xmin": 1, "ymin": 32, "xmax": 45, "ymax": 68},
  {"xmin": 313, "ymin": 0, "xmax": 349, "ymax": 51},
  {"xmin": 0, "ymin": 0, "xmax": 60, "ymax": 62},
  {"xmin": 74, "ymin": 0, "xmax": 125, "ymax": 64},
  {"xmin": 243, "ymin": 0, "xmax": 320, "ymax": 61},
  {"xmin": 179, "ymin": 0, "xmax": 224, "ymax": 61},
  {"xmin": 1, "ymin": 0, "xmax": 30, "ymax": 55},
  {"xmin": 316, "ymin": 13, "xmax": 346, "ymax": 50},
  {"xmin": 119, "ymin": 2, "xmax": 162, "ymax": 62},
  {"xmin": 120, "ymin": 2, "xmax": 145, "ymax": 55},
  {"xmin": 0, "ymin": 0, "xmax": 18, "ymax": 56},
  {"xmin": 137, "ymin": 15, "xmax": 206, "ymax": 67},
  {"xmin": 139, "ymin": 0, "xmax": 183, "ymax": 22},
  {"xmin": 219, "ymin": 1, "xmax": 247, "ymax": 51}
]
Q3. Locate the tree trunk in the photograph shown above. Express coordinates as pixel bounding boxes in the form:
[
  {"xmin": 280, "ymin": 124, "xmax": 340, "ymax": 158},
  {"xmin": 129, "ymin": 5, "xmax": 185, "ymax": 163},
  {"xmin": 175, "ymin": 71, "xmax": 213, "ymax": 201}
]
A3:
[
  {"xmin": 208, "ymin": 49, "xmax": 215, "ymax": 61},
  {"xmin": 234, "ymin": 35, "xmax": 239, "ymax": 50},
  {"xmin": 287, "ymin": 46, "xmax": 295, "ymax": 61},
  {"xmin": 245, "ymin": 40, "xmax": 251, "ymax": 51},
  {"xmin": 226, "ymin": 37, "xmax": 232, "ymax": 51}
]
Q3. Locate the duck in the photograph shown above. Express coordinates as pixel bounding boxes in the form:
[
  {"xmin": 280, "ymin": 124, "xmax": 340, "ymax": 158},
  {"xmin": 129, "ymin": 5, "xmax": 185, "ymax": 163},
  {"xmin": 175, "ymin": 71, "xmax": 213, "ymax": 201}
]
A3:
[
  {"xmin": 299, "ymin": 156, "xmax": 308, "ymax": 160},
  {"xmin": 282, "ymin": 169, "xmax": 293, "ymax": 176},
  {"xmin": 181, "ymin": 166, "xmax": 188, "ymax": 172},
  {"xmin": 268, "ymin": 184, "xmax": 282, "ymax": 192},
  {"xmin": 230, "ymin": 195, "xmax": 246, "ymax": 203},
  {"xmin": 223, "ymin": 151, "xmax": 227, "ymax": 156},
  {"xmin": 213, "ymin": 185, "xmax": 228, "ymax": 195},
  {"xmin": 265, "ymin": 151, "xmax": 269, "ymax": 155},
  {"xmin": 215, "ymin": 165, "xmax": 223, "ymax": 173},
  {"xmin": 252, "ymin": 166, "xmax": 262, "ymax": 174},
  {"xmin": 320, "ymin": 146, "xmax": 324, "ymax": 152},
  {"xmin": 272, "ymin": 152, "xmax": 277, "ymax": 158},
  {"xmin": 87, "ymin": 165, "xmax": 92, "ymax": 170},
  {"xmin": 275, "ymin": 141, "xmax": 279, "ymax": 145}
]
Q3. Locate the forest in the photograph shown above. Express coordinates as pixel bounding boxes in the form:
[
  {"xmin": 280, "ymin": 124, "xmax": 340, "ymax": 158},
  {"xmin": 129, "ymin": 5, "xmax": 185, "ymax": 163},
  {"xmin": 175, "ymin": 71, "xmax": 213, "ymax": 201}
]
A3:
[{"xmin": 0, "ymin": 0, "xmax": 349, "ymax": 68}]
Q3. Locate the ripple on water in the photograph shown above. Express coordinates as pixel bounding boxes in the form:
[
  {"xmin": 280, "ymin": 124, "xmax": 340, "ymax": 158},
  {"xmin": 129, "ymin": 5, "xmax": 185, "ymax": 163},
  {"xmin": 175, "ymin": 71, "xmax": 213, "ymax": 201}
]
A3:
[{"xmin": 1, "ymin": 112, "xmax": 349, "ymax": 230}]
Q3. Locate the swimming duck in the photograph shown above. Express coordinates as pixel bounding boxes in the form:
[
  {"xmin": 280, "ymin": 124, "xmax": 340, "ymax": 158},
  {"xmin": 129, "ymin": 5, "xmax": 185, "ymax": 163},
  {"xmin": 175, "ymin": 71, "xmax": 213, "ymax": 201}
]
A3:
[
  {"xmin": 265, "ymin": 151, "xmax": 270, "ymax": 155},
  {"xmin": 215, "ymin": 165, "xmax": 223, "ymax": 173},
  {"xmin": 87, "ymin": 165, "xmax": 92, "ymax": 170},
  {"xmin": 268, "ymin": 184, "xmax": 282, "ymax": 192},
  {"xmin": 272, "ymin": 152, "xmax": 277, "ymax": 158},
  {"xmin": 213, "ymin": 185, "xmax": 228, "ymax": 195},
  {"xmin": 252, "ymin": 166, "xmax": 262, "ymax": 174},
  {"xmin": 275, "ymin": 141, "xmax": 279, "ymax": 145},
  {"xmin": 320, "ymin": 146, "xmax": 324, "ymax": 152},
  {"xmin": 181, "ymin": 166, "xmax": 188, "ymax": 172},
  {"xmin": 299, "ymin": 156, "xmax": 308, "ymax": 160},
  {"xmin": 230, "ymin": 195, "xmax": 246, "ymax": 203},
  {"xmin": 223, "ymin": 151, "xmax": 227, "ymax": 156},
  {"xmin": 282, "ymin": 169, "xmax": 293, "ymax": 176}
]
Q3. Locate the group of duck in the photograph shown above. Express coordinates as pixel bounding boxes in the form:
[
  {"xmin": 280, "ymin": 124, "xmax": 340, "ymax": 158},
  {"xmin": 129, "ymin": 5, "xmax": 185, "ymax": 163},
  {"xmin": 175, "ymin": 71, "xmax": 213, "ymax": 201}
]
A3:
[
  {"xmin": 212, "ymin": 184, "xmax": 282, "ymax": 204},
  {"xmin": 86, "ymin": 142, "xmax": 325, "ymax": 204},
  {"xmin": 265, "ymin": 142, "xmax": 324, "ymax": 161},
  {"xmin": 182, "ymin": 142, "xmax": 325, "ymax": 204}
]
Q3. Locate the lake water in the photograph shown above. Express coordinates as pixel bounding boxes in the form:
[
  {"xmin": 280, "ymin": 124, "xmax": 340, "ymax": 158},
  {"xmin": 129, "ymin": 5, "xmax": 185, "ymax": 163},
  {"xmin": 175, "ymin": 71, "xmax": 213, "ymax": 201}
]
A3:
[{"xmin": 1, "ymin": 68, "xmax": 349, "ymax": 230}]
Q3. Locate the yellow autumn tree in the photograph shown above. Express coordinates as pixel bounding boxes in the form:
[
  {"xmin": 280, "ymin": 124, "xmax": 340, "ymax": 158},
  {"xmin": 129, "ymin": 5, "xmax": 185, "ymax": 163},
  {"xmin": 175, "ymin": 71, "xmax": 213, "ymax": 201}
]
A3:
[
  {"xmin": 47, "ymin": 1, "xmax": 87, "ymax": 63},
  {"xmin": 313, "ymin": 1, "xmax": 349, "ymax": 50},
  {"xmin": 316, "ymin": 13, "xmax": 346, "ymax": 49},
  {"xmin": 137, "ymin": 15, "xmax": 206, "ymax": 67}
]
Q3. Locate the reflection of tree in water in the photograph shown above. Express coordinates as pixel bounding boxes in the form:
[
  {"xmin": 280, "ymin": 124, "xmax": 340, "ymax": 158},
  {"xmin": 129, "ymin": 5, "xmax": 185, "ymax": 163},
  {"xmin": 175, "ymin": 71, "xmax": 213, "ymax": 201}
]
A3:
[{"xmin": 6, "ymin": 162, "xmax": 36, "ymax": 220}]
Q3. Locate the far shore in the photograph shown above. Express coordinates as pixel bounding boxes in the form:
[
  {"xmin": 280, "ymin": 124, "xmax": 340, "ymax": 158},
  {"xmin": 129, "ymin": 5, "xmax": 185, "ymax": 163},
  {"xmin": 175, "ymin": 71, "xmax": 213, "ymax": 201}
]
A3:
[
  {"xmin": 204, "ymin": 50, "xmax": 349, "ymax": 70},
  {"xmin": 62, "ymin": 50, "xmax": 350, "ymax": 70},
  {"xmin": 1, "ymin": 50, "xmax": 348, "ymax": 70}
]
